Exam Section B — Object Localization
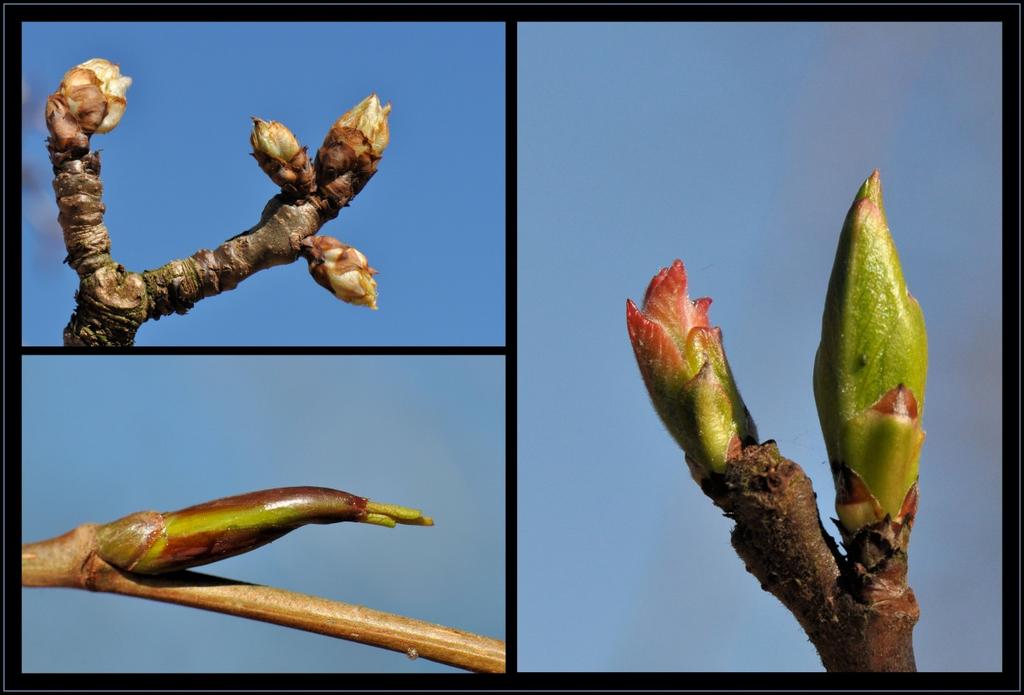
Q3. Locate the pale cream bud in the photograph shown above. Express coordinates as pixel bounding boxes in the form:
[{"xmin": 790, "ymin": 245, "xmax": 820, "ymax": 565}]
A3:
[
  {"xmin": 250, "ymin": 118, "xmax": 301, "ymax": 162},
  {"xmin": 332, "ymin": 93, "xmax": 391, "ymax": 156},
  {"xmin": 303, "ymin": 236, "xmax": 379, "ymax": 310},
  {"xmin": 60, "ymin": 58, "xmax": 132, "ymax": 134}
]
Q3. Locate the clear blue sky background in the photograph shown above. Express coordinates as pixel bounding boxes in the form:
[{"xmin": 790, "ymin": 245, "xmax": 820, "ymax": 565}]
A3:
[
  {"xmin": 21, "ymin": 23, "xmax": 505, "ymax": 346},
  {"xmin": 518, "ymin": 23, "xmax": 1002, "ymax": 672},
  {"xmin": 22, "ymin": 356, "xmax": 505, "ymax": 673}
]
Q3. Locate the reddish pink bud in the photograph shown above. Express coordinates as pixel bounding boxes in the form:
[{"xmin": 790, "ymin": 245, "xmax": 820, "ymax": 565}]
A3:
[{"xmin": 627, "ymin": 260, "xmax": 756, "ymax": 477}]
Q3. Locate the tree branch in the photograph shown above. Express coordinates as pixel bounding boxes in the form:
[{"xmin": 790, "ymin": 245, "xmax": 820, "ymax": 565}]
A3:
[
  {"xmin": 22, "ymin": 525, "xmax": 505, "ymax": 674},
  {"xmin": 701, "ymin": 442, "xmax": 918, "ymax": 671},
  {"xmin": 140, "ymin": 196, "xmax": 325, "ymax": 319},
  {"xmin": 46, "ymin": 64, "xmax": 385, "ymax": 346},
  {"xmin": 50, "ymin": 140, "xmax": 339, "ymax": 346}
]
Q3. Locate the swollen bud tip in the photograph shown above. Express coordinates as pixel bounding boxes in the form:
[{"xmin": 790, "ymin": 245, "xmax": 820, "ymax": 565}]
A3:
[
  {"xmin": 58, "ymin": 58, "xmax": 131, "ymax": 135},
  {"xmin": 626, "ymin": 259, "xmax": 756, "ymax": 478},
  {"xmin": 814, "ymin": 172, "xmax": 927, "ymax": 535},
  {"xmin": 302, "ymin": 236, "xmax": 379, "ymax": 309},
  {"xmin": 333, "ymin": 93, "xmax": 391, "ymax": 157},
  {"xmin": 251, "ymin": 118, "xmax": 301, "ymax": 162},
  {"xmin": 314, "ymin": 94, "xmax": 391, "ymax": 210},
  {"xmin": 249, "ymin": 118, "xmax": 315, "ymax": 198}
]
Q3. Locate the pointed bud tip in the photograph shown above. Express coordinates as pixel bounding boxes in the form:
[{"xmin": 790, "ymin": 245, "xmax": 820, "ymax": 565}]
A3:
[
  {"xmin": 853, "ymin": 169, "xmax": 885, "ymax": 212},
  {"xmin": 250, "ymin": 118, "xmax": 301, "ymax": 162},
  {"xmin": 334, "ymin": 93, "xmax": 391, "ymax": 155},
  {"xmin": 634, "ymin": 258, "xmax": 711, "ymax": 349},
  {"xmin": 365, "ymin": 501, "xmax": 433, "ymax": 526}
]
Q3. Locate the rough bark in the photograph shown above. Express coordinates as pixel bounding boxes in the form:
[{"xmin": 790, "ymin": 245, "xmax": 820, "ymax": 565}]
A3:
[
  {"xmin": 704, "ymin": 442, "xmax": 918, "ymax": 672},
  {"xmin": 46, "ymin": 101, "xmax": 376, "ymax": 346}
]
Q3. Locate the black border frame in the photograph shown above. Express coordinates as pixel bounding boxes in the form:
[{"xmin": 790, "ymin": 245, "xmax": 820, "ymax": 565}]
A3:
[{"xmin": 5, "ymin": 2, "xmax": 1020, "ymax": 691}]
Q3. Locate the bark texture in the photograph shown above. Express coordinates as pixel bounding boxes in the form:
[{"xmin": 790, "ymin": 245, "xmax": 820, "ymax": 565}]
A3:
[
  {"xmin": 46, "ymin": 94, "xmax": 376, "ymax": 346},
  {"xmin": 704, "ymin": 442, "xmax": 918, "ymax": 671}
]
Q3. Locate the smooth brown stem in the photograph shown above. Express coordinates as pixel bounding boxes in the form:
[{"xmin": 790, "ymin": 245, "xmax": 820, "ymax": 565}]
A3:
[
  {"xmin": 705, "ymin": 442, "xmax": 918, "ymax": 672},
  {"xmin": 22, "ymin": 525, "xmax": 504, "ymax": 673}
]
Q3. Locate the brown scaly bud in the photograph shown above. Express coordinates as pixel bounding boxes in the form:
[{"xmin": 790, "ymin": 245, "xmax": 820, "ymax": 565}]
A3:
[
  {"xmin": 45, "ymin": 94, "xmax": 90, "ymax": 154},
  {"xmin": 58, "ymin": 59, "xmax": 132, "ymax": 135},
  {"xmin": 59, "ymin": 67, "xmax": 108, "ymax": 134},
  {"xmin": 249, "ymin": 117, "xmax": 316, "ymax": 200},
  {"xmin": 314, "ymin": 94, "xmax": 391, "ymax": 212},
  {"xmin": 301, "ymin": 235, "xmax": 379, "ymax": 310}
]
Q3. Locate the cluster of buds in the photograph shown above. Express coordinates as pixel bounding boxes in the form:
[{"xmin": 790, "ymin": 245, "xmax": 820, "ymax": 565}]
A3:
[
  {"xmin": 626, "ymin": 260, "xmax": 757, "ymax": 482},
  {"xmin": 314, "ymin": 93, "xmax": 391, "ymax": 212},
  {"xmin": 813, "ymin": 171, "xmax": 927, "ymax": 539},
  {"xmin": 249, "ymin": 118, "xmax": 316, "ymax": 200},
  {"xmin": 301, "ymin": 235, "xmax": 379, "ymax": 309},
  {"xmin": 46, "ymin": 58, "xmax": 131, "ymax": 152},
  {"xmin": 96, "ymin": 486, "xmax": 433, "ymax": 575}
]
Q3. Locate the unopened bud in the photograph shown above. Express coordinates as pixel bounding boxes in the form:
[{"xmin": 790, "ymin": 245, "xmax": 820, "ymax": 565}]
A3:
[
  {"xmin": 314, "ymin": 94, "xmax": 391, "ymax": 210},
  {"xmin": 45, "ymin": 94, "xmax": 90, "ymax": 153},
  {"xmin": 251, "ymin": 118, "xmax": 301, "ymax": 161},
  {"xmin": 250, "ymin": 117, "xmax": 315, "ymax": 198},
  {"xmin": 59, "ymin": 58, "xmax": 131, "ymax": 134},
  {"xmin": 627, "ymin": 260, "xmax": 757, "ymax": 480},
  {"xmin": 302, "ymin": 236, "xmax": 379, "ymax": 309},
  {"xmin": 333, "ymin": 93, "xmax": 391, "ymax": 157},
  {"xmin": 96, "ymin": 486, "xmax": 432, "ymax": 575},
  {"xmin": 814, "ymin": 171, "xmax": 927, "ymax": 535}
]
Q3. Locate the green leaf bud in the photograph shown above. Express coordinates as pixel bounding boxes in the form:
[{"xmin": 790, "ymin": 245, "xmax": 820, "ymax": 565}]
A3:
[
  {"xmin": 814, "ymin": 171, "xmax": 927, "ymax": 534},
  {"xmin": 627, "ymin": 260, "xmax": 757, "ymax": 479},
  {"xmin": 96, "ymin": 486, "xmax": 432, "ymax": 575}
]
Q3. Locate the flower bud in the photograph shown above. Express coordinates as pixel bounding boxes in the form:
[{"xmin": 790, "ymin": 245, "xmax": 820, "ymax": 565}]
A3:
[
  {"xmin": 59, "ymin": 58, "xmax": 131, "ymax": 134},
  {"xmin": 251, "ymin": 118, "xmax": 301, "ymax": 162},
  {"xmin": 249, "ymin": 117, "xmax": 316, "ymax": 198},
  {"xmin": 813, "ymin": 171, "xmax": 927, "ymax": 534},
  {"xmin": 96, "ymin": 486, "xmax": 432, "ymax": 575},
  {"xmin": 626, "ymin": 260, "xmax": 757, "ymax": 480},
  {"xmin": 314, "ymin": 94, "xmax": 391, "ymax": 210},
  {"xmin": 302, "ymin": 236, "xmax": 379, "ymax": 310},
  {"xmin": 45, "ymin": 94, "xmax": 90, "ymax": 153},
  {"xmin": 333, "ymin": 93, "xmax": 391, "ymax": 156}
]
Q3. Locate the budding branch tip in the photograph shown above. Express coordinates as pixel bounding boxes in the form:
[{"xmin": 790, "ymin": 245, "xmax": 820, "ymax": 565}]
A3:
[{"xmin": 364, "ymin": 500, "xmax": 434, "ymax": 528}]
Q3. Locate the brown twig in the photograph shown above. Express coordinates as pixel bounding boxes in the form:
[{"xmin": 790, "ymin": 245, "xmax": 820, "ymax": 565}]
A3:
[
  {"xmin": 701, "ymin": 442, "xmax": 918, "ymax": 672},
  {"xmin": 49, "ymin": 140, "xmax": 336, "ymax": 346},
  {"xmin": 46, "ymin": 69, "xmax": 382, "ymax": 346},
  {"xmin": 22, "ymin": 525, "xmax": 505, "ymax": 674}
]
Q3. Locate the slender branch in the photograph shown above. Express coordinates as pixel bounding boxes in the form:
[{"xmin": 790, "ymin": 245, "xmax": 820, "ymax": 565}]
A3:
[
  {"xmin": 702, "ymin": 442, "xmax": 918, "ymax": 672},
  {"xmin": 140, "ymin": 196, "xmax": 325, "ymax": 319},
  {"xmin": 22, "ymin": 525, "xmax": 505, "ymax": 674}
]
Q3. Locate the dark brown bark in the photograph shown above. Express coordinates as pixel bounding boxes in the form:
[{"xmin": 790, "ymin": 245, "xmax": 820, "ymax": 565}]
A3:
[{"xmin": 705, "ymin": 442, "xmax": 918, "ymax": 672}]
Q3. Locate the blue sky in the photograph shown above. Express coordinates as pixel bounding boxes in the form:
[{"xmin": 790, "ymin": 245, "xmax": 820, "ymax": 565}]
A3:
[
  {"xmin": 22, "ymin": 356, "xmax": 505, "ymax": 673},
  {"xmin": 21, "ymin": 23, "xmax": 505, "ymax": 346},
  {"xmin": 518, "ymin": 23, "xmax": 1002, "ymax": 672}
]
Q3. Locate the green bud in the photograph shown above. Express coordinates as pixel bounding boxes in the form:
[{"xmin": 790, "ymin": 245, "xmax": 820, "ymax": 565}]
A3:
[
  {"xmin": 813, "ymin": 171, "xmax": 927, "ymax": 534},
  {"xmin": 96, "ymin": 486, "xmax": 432, "ymax": 575},
  {"xmin": 627, "ymin": 260, "xmax": 757, "ymax": 479}
]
